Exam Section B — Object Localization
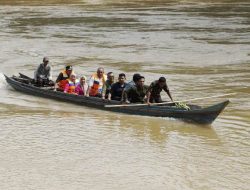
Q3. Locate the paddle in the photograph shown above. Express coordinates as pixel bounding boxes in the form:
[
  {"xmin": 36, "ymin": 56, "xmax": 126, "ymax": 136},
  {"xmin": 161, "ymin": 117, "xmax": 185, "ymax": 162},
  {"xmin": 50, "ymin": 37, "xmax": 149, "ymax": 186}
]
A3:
[{"xmin": 104, "ymin": 93, "xmax": 236, "ymax": 108}]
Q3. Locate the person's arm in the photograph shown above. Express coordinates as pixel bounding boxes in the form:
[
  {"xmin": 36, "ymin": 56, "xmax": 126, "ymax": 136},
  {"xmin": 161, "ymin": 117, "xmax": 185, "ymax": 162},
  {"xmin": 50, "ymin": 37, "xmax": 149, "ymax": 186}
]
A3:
[
  {"xmin": 123, "ymin": 91, "xmax": 129, "ymax": 103},
  {"xmin": 107, "ymin": 93, "xmax": 111, "ymax": 100},
  {"xmin": 121, "ymin": 90, "xmax": 125, "ymax": 103},
  {"xmin": 146, "ymin": 83, "xmax": 154, "ymax": 104},
  {"xmin": 34, "ymin": 64, "xmax": 41, "ymax": 80},
  {"xmin": 123, "ymin": 87, "xmax": 132, "ymax": 104},
  {"xmin": 48, "ymin": 66, "xmax": 52, "ymax": 80},
  {"xmin": 85, "ymin": 87, "xmax": 90, "ymax": 97},
  {"xmin": 101, "ymin": 83, "xmax": 107, "ymax": 99},
  {"xmin": 86, "ymin": 77, "xmax": 94, "ymax": 97},
  {"xmin": 121, "ymin": 84, "xmax": 130, "ymax": 103},
  {"xmin": 143, "ymin": 85, "xmax": 150, "ymax": 103},
  {"xmin": 83, "ymin": 84, "xmax": 88, "ymax": 96},
  {"xmin": 146, "ymin": 91, "xmax": 151, "ymax": 104},
  {"xmin": 56, "ymin": 73, "xmax": 63, "ymax": 83},
  {"xmin": 109, "ymin": 83, "xmax": 116, "ymax": 101},
  {"xmin": 163, "ymin": 84, "xmax": 174, "ymax": 102},
  {"xmin": 166, "ymin": 90, "xmax": 174, "ymax": 102}
]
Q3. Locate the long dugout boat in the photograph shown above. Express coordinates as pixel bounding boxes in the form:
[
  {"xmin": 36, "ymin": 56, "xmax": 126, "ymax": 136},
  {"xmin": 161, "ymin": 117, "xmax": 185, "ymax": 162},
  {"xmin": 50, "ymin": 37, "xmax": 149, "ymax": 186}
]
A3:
[{"xmin": 4, "ymin": 74, "xmax": 229, "ymax": 124}]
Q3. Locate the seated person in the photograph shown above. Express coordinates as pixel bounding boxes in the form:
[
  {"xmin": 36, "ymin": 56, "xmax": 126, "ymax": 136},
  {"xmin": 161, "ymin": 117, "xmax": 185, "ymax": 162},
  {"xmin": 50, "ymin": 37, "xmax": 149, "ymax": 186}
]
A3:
[
  {"xmin": 124, "ymin": 73, "xmax": 141, "ymax": 90},
  {"xmin": 86, "ymin": 67, "xmax": 107, "ymax": 97},
  {"xmin": 121, "ymin": 73, "xmax": 141, "ymax": 101},
  {"xmin": 109, "ymin": 73, "xmax": 127, "ymax": 101},
  {"xmin": 124, "ymin": 76, "xmax": 149, "ymax": 103},
  {"xmin": 102, "ymin": 72, "xmax": 115, "ymax": 99},
  {"xmin": 146, "ymin": 77, "xmax": 174, "ymax": 104},
  {"xmin": 34, "ymin": 57, "xmax": 54, "ymax": 86},
  {"xmin": 64, "ymin": 74, "xmax": 79, "ymax": 94},
  {"xmin": 56, "ymin": 65, "xmax": 75, "ymax": 91},
  {"xmin": 75, "ymin": 75, "xmax": 88, "ymax": 96}
]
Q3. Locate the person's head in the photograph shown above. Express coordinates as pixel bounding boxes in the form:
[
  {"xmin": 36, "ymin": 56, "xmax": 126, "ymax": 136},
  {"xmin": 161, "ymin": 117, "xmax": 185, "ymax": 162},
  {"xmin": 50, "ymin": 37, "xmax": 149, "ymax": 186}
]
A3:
[
  {"xmin": 107, "ymin": 72, "xmax": 114, "ymax": 82},
  {"xmin": 118, "ymin": 73, "xmax": 126, "ymax": 84},
  {"xmin": 132, "ymin": 73, "xmax": 141, "ymax": 83},
  {"xmin": 136, "ymin": 76, "xmax": 145, "ymax": 87},
  {"xmin": 158, "ymin": 77, "xmax": 166, "ymax": 88},
  {"xmin": 80, "ymin": 75, "xmax": 86, "ymax": 85},
  {"xmin": 69, "ymin": 73, "xmax": 76, "ymax": 82},
  {"xmin": 65, "ymin": 65, "xmax": 73, "ymax": 76},
  {"xmin": 97, "ymin": 67, "xmax": 104, "ymax": 78},
  {"xmin": 43, "ymin": 57, "xmax": 49, "ymax": 66}
]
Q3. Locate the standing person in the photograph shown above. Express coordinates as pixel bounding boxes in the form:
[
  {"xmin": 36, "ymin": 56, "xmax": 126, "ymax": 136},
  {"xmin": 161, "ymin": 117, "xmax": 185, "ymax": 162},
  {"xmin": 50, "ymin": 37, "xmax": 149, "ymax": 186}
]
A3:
[
  {"xmin": 63, "ymin": 73, "xmax": 79, "ymax": 94},
  {"xmin": 110, "ymin": 73, "xmax": 127, "ymax": 101},
  {"xmin": 75, "ymin": 75, "xmax": 88, "ymax": 96},
  {"xmin": 102, "ymin": 72, "xmax": 115, "ymax": 99},
  {"xmin": 124, "ymin": 76, "xmax": 149, "ymax": 103},
  {"xmin": 34, "ymin": 57, "xmax": 53, "ymax": 86},
  {"xmin": 146, "ymin": 77, "xmax": 174, "ymax": 104},
  {"xmin": 86, "ymin": 67, "xmax": 107, "ymax": 97},
  {"xmin": 56, "ymin": 65, "xmax": 75, "ymax": 91}
]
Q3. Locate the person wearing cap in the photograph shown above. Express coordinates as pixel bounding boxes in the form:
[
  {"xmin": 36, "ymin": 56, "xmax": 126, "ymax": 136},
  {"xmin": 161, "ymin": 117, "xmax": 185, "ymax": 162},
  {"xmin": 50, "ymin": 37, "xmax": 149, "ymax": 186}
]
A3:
[
  {"xmin": 75, "ymin": 75, "xmax": 88, "ymax": 96},
  {"xmin": 86, "ymin": 67, "xmax": 107, "ymax": 97},
  {"xmin": 56, "ymin": 65, "xmax": 75, "ymax": 91},
  {"xmin": 146, "ymin": 77, "xmax": 173, "ymax": 104},
  {"xmin": 63, "ymin": 73, "xmax": 79, "ymax": 94},
  {"xmin": 101, "ymin": 72, "xmax": 115, "ymax": 99},
  {"xmin": 124, "ymin": 76, "xmax": 149, "ymax": 103},
  {"xmin": 34, "ymin": 57, "xmax": 53, "ymax": 86}
]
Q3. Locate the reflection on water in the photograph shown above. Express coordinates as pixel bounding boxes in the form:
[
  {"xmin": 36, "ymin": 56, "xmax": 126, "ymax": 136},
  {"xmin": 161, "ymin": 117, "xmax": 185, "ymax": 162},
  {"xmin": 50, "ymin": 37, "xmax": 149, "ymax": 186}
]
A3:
[
  {"xmin": 0, "ymin": 108, "xmax": 248, "ymax": 190},
  {"xmin": 0, "ymin": 0, "xmax": 249, "ymax": 190}
]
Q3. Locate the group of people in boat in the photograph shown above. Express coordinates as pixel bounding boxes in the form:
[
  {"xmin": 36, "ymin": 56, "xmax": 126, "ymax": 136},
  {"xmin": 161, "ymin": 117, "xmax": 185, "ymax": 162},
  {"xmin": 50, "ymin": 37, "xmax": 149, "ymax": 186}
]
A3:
[{"xmin": 34, "ymin": 57, "xmax": 174, "ymax": 104}]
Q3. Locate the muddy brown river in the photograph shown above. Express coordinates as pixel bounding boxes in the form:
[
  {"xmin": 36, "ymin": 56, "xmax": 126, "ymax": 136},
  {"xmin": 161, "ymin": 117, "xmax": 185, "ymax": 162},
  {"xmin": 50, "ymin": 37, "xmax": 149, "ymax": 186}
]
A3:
[{"xmin": 0, "ymin": 1, "xmax": 249, "ymax": 189}]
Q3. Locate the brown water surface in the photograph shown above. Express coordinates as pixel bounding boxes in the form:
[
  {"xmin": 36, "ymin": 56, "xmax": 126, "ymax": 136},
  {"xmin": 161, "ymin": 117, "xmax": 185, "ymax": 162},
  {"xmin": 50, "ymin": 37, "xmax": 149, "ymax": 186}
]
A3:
[{"xmin": 0, "ymin": 1, "xmax": 249, "ymax": 190}]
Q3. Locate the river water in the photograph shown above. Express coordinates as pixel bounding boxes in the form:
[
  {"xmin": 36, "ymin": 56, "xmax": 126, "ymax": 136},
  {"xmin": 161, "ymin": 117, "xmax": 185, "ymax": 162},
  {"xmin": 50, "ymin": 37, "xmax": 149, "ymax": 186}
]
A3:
[{"xmin": 0, "ymin": 1, "xmax": 249, "ymax": 189}]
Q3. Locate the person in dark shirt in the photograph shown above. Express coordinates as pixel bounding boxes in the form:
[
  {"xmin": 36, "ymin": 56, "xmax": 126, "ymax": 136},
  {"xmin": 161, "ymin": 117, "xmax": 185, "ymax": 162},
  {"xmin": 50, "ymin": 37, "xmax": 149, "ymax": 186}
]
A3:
[
  {"xmin": 146, "ymin": 77, "xmax": 173, "ymax": 104},
  {"xmin": 124, "ymin": 76, "xmax": 149, "ymax": 103},
  {"xmin": 56, "ymin": 65, "xmax": 73, "ymax": 83},
  {"xmin": 102, "ymin": 72, "xmax": 115, "ymax": 99},
  {"xmin": 121, "ymin": 73, "xmax": 141, "ymax": 102},
  {"xmin": 34, "ymin": 57, "xmax": 54, "ymax": 86},
  {"xmin": 110, "ymin": 73, "xmax": 127, "ymax": 101},
  {"xmin": 124, "ymin": 73, "xmax": 141, "ymax": 91}
]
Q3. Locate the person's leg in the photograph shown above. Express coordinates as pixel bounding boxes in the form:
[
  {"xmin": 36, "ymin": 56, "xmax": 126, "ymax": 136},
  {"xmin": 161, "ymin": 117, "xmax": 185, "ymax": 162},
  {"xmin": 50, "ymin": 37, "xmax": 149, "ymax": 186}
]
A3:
[
  {"xmin": 48, "ymin": 80, "xmax": 55, "ymax": 86},
  {"xmin": 36, "ymin": 77, "xmax": 43, "ymax": 87}
]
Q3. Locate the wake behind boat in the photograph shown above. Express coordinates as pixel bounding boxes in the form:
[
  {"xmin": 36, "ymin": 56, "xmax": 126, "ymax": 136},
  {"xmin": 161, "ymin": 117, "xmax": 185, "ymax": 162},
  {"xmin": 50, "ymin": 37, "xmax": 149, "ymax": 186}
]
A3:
[{"xmin": 4, "ymin": 74, "xmax": 229, "ymax": 124}]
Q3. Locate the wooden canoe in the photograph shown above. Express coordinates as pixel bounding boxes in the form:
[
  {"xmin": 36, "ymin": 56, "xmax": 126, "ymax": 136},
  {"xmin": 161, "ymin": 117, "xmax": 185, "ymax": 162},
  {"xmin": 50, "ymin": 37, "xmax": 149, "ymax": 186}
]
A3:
[{"xmin": 4, "ymin": 74, "xmax": 229, "ymax": 124}]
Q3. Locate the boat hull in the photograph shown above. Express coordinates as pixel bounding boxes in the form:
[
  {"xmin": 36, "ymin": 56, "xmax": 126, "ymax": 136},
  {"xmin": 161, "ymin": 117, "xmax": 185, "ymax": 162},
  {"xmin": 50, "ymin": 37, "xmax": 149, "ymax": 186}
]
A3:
[{"xmin": 5, "ymin": 75, "xmax": 229, "ymax": 124}]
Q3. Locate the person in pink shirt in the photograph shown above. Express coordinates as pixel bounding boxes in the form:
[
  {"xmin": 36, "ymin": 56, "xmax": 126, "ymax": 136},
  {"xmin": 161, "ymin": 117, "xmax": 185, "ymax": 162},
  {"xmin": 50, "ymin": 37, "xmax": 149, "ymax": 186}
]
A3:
[{"xmin": 75, "ymin": 75, "xmax": 88, "ymax": 96}]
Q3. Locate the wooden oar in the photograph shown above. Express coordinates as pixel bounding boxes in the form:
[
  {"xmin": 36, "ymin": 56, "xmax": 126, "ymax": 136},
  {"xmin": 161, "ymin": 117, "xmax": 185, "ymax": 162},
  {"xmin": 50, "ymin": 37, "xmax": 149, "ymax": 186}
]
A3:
[{"xmin": 104, "ymin": 93, "xmax": 236, "ymax": 108}]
